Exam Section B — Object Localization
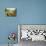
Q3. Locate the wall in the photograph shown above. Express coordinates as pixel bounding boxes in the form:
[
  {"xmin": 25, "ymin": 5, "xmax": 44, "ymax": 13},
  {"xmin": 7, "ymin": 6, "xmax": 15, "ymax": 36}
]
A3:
[{"xmin": 0, "ymin": 0, "xmax": 46, "ymax": 44}]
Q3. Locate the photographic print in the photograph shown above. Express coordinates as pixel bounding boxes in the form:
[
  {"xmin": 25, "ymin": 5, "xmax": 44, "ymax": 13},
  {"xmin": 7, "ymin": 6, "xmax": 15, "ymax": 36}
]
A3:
[{"xmin": 5, "ymin": 8, "xmax": 16, "ymax": 16}]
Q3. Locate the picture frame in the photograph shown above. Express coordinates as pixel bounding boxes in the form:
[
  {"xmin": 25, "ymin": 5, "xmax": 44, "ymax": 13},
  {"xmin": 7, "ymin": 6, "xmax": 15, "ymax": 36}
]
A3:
[{"xmin": 5, "ymin": 8, "xmax": 16, "ymax": 16}]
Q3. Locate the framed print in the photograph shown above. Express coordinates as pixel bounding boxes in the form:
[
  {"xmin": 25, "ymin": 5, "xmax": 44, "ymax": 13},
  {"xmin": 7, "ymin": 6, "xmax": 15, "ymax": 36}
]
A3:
[{"xmin": 5, "ymin": 8, "xmax": 16, "ymax": 16}]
